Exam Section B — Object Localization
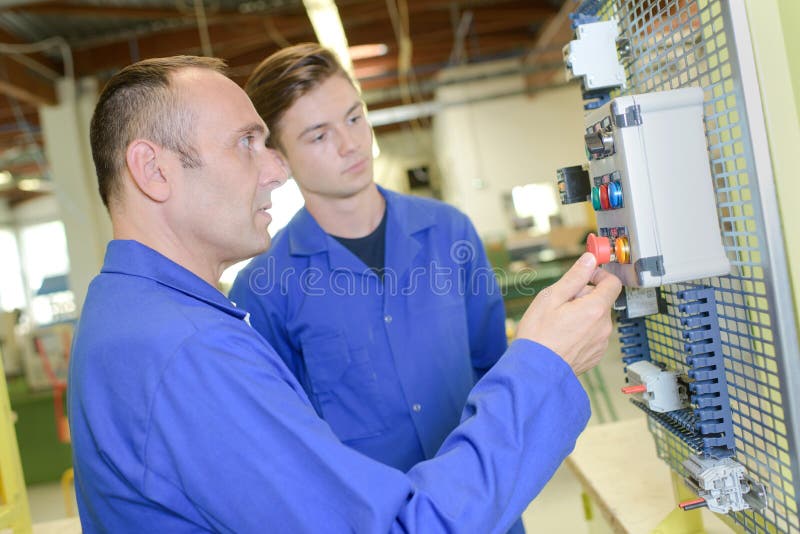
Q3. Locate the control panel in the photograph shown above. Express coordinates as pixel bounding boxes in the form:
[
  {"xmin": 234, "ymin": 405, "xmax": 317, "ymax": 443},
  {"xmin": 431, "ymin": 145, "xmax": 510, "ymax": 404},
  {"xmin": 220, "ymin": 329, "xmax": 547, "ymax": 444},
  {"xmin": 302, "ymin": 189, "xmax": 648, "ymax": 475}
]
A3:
[{"xmin": 563, "ymin": 87, "xmax": 731, "ymax": 287}]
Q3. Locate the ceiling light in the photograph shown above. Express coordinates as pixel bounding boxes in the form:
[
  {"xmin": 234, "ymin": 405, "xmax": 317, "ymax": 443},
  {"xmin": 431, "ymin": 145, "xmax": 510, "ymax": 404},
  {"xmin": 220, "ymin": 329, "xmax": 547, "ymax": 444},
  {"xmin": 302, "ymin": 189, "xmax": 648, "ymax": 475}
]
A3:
[
  {"xmin": 349, "ymin": 43, "xmax": 389, "ymax": 61},
  {"xmin": 0, "ymin": 171, "xmax": 12, "ymax": 187},
  {"xmin": 303, "ymin": 0, "xmax": 381, "ymax": 156},
  {"xmin": 303, "ymin": 0, "xmax": 354, "ymax": 75},
  {"xmin": 17, "ymin": 178, "xmax": 42, "ymax": 191},
  {"xmin": 354, "ymin": 64, "xmax": 392, "ymax": 79}
]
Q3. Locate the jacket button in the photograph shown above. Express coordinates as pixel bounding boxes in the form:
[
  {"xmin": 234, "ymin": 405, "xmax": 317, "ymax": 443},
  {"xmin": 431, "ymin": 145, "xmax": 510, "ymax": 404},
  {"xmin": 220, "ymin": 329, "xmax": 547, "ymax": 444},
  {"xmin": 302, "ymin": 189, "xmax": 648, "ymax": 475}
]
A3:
[
  {"xmin": 412, "ymin": 404, "xmax": 422, "ymax": 412},
  {"xmin": 384, "ymin": 314, "xmax": 393, "ymax": 324}
]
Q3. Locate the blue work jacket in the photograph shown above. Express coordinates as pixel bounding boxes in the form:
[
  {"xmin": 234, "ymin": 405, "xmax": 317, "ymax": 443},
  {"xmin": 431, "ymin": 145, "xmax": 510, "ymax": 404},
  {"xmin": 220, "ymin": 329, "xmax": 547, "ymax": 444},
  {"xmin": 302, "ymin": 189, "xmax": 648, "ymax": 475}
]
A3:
[
  {"xmin": 68, "ymin": 240, "xmax": 590, "ymax": 533},
  {"xmin": 230, "ymin": 187, "xmax": 507, "ymax": 471}
]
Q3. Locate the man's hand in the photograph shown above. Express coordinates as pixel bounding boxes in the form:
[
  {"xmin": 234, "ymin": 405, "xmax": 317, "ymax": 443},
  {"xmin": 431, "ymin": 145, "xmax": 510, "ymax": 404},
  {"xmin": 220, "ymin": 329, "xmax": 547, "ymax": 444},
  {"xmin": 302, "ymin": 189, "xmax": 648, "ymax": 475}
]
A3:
[{"xmin": 515, "ymin": 253, "xmax": 623, "ymax": 375}]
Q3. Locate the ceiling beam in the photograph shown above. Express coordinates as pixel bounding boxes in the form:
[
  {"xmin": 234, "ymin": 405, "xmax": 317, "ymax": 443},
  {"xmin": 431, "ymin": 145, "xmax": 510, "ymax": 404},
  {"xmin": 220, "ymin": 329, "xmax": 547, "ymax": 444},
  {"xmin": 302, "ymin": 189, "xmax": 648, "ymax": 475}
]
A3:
[
  {"xmin": 2, "ymin": 2, "xmax": 291, "ymax": 22},
  {"xmin": 0, "ymin": 56, "xmax": 57, "ymax": 106},
  {"xmin": 524, "ymin": 0, "xmax": 575, "ymax": 89},
  {"xmin": 0, "ymin": 27, "xmax": 62, "ymax": 75},
  {"xmin": 223, "ymin": 7, "xmax": 542, "ymax": 74},
  {"xmin": 72, "ymin": 14, "xmax": 312, "ymax": 77},
  {"xmin": 0, "ymin": 23, "xmax": 60, "ymax": 106},
  {"xmin": 1, "ymin": 160, "xmax": 47, "ymax": 177},
  {"xmin": 5, "ymin": 189, "xmax": 48, "ymax": 207},
  {"xmin": 69, "ymin": 0, "xmax": 552, "ymax": 77},
  {"xmin": 0, "ymin": 129, "xmax": 42, "ymax": 146}
]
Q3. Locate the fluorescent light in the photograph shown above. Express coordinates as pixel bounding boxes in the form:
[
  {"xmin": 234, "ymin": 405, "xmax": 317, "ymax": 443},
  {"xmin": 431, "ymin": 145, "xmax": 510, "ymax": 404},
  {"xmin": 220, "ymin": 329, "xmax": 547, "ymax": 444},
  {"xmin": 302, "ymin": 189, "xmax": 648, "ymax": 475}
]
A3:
[
  {"xmin": 303, "ymin": 0, "xmax": 354, "ymax": 74},
  {"xmin": 17, "ymin": 178, "xmax": 42, "ymax": 191},
  {"xmin": 353, "ymin": 64, "xmax": 392, "ymax": 79},
  {"xmin": 303, "ymin": 0, "xmax": 381, "ymax": 156},
  {"xmin": 0, "ymin": 171, "xmax": 12, "ymax": 186},
  {"xmin": 349, "ymin": 43, "xmax": 389, "ymax": 61}
]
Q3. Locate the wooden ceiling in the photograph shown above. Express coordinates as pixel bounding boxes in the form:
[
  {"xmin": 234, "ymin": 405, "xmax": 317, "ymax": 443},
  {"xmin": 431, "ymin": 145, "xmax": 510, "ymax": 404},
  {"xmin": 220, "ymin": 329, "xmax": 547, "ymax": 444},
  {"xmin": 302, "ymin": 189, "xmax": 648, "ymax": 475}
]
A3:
[{"xmin": 0, "ymin": 0, "xmax": 575, "ymax": 204}]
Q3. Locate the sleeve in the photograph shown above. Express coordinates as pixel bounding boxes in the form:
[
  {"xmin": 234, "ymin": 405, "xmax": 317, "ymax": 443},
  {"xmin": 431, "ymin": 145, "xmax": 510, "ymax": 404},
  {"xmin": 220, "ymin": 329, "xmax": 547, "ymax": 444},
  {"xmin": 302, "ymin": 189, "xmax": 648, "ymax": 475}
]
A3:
[
  {"xmin": 461, "ymin": 216, "xmax": 508, "ymax": 378},
  {"xmin": 229, "ymin": 262, "xmax": 301, "ymax": 377},
  {"xmin": 144, "ymin": 330, "xmax": 590, "ymax": 534}
]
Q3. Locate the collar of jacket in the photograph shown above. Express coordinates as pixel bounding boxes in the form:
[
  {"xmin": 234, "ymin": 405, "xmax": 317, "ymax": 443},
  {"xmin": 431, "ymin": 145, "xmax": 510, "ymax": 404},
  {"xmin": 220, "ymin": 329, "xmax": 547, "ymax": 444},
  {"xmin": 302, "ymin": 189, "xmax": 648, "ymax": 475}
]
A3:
[
  {"xmin": 102, "ymin": 239, "xmax": 247, "ymax": 320},
  {"xmin": 286, "ymin": 185, "xmax": 437, "ymax": 276}
]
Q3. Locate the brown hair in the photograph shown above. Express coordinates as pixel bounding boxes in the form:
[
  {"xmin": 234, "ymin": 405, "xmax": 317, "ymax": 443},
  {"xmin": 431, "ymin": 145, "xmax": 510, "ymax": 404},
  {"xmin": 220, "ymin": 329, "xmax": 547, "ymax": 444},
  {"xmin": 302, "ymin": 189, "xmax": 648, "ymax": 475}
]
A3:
[
  {"xmin": 245, "ymin": 43, "xmax": 353, "ymax": 148},
  {"xmin": 90, "ymin": 55, "xmax": 226, "ymax": 209}
]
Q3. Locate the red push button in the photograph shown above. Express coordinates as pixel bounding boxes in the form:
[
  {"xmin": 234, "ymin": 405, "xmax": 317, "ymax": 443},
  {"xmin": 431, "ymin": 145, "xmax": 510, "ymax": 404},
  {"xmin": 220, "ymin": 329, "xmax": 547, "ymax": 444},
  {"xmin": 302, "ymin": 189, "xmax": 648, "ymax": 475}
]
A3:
[
  {"xmin": 599, "ymin": 184, "xmax": 611, "ymax": 210},
  {"xmin": 586, "ymin": 233, "xmax": 612, "ymax": 265}
]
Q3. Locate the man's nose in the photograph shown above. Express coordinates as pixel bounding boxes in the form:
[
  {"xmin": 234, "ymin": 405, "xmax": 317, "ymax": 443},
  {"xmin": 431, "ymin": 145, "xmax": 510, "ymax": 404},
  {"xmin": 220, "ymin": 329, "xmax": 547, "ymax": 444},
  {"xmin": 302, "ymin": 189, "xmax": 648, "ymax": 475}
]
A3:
[
  {"xmin": 260, "ymin": 148, "xmax": 289, "ymax": 187},
  {"xmin": 337, "ymin": 127, "xmax": 359, "ymax": 156}
]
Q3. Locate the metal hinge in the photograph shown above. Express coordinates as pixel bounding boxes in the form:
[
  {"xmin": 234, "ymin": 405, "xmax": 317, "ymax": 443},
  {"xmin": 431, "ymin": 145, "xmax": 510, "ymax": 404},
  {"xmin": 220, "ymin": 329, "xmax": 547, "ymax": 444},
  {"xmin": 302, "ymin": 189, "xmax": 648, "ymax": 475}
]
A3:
[
  {"xmin": 635, "ymin": 255, "xmax": 665, "ymax": 285},
  {"xmin": 613, "ymin": 104, "xmax": 642, "ymax": 127}
]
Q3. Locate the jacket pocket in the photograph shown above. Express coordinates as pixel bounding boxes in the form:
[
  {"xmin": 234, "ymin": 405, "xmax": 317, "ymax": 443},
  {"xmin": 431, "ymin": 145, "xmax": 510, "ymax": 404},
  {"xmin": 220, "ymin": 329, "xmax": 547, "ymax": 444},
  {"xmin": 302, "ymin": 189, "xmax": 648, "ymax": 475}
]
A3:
[{"xmin": 300, "ymin": 332, "xmax": 387, "ymax": 442}]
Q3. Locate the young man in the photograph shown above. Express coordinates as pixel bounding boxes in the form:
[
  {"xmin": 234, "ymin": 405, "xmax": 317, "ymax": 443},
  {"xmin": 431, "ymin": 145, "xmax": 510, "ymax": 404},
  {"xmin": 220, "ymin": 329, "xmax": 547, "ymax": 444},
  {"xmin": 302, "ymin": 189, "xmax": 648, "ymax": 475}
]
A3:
[
  {"xmin": 69, "ymin": 55, "xmax": 621, "ymax": 532},
  {"xmin": 230, "ymin": 41, "xmax": 508, "ymax": 473}
]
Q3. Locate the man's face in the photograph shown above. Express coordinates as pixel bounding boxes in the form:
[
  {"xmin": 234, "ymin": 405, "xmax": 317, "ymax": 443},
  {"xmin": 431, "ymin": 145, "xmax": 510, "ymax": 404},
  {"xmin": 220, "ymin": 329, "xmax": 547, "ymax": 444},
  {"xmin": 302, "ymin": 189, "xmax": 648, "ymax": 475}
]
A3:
[
  {"xmin": 168, "ymin": 69, "xmax": 287, "ymax": 267},
  {"xmin": 276, "ymin": 74, "xmax": 374, "ymax": 200}
]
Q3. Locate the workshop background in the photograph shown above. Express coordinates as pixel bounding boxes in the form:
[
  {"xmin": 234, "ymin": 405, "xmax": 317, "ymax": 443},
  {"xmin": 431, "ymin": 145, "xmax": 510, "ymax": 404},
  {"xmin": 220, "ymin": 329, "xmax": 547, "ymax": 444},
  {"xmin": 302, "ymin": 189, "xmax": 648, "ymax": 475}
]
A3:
[{"xmin": 0, "ymin": 0, "xmax": 797, "ymax": 532}]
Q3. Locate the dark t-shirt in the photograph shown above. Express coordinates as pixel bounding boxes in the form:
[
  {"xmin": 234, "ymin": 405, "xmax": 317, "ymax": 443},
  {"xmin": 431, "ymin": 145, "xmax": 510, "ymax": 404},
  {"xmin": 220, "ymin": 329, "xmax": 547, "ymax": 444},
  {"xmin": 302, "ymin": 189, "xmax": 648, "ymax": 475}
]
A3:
[{"xmin": 332, "ymin": 208, "xmax": 388, "ymax": 278}]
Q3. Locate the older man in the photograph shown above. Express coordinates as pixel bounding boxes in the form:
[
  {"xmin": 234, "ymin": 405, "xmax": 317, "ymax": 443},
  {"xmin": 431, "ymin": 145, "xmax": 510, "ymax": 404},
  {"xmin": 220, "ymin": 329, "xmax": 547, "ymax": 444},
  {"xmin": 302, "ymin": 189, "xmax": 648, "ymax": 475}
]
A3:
[{"xmin": 69, "ymin": 55, "xmax": 621, "ymax": 532}]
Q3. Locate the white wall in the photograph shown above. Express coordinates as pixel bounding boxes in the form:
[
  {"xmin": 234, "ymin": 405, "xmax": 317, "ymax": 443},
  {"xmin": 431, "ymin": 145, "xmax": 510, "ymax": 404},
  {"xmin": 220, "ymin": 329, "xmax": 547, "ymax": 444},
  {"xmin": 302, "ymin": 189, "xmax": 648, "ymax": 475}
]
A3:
[
  {"xmin": 11, "ymin": 195, "xmax": 60, "ymax": 226},
  {"xmin": 0, "ymin": 198, "xmax": 11, "ymax": 225},
  {"xmin": 39, "ymin": 78, "xmax": 110, "ymax": 312},
  {"xmin": 374, "ymin": 127, "xmax": 438, "ymax": 195},
  {"xmin": 433, "ymin": 59, "xmax": 590, "ymax": 237}
]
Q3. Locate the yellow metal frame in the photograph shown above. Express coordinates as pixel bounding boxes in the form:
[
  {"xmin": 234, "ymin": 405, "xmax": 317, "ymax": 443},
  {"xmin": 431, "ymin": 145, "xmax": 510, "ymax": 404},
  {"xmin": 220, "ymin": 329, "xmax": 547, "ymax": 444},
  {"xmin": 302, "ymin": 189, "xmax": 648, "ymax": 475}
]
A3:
[{"xmin": 0, "ymin": 356, "xmax": 32, "ymax": 533}]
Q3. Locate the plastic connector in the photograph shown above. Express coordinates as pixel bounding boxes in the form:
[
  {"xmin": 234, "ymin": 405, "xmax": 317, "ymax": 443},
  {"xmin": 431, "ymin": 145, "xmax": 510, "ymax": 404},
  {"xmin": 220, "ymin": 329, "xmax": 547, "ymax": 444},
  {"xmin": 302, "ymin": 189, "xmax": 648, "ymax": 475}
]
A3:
[
  {"xmin": 682, "ymin": 455, "xmax": 768, "ymax": 514},
  {"xmin": 563, "ymin": 19, "xmax": 626, "ymax": 90},
  {"xmin": 623, "ymin": 360, "xmax": 688, "ymax": 413},
  {"xmin": 557, "ymin": 165, "xmax": 591, "ymax": 205}
]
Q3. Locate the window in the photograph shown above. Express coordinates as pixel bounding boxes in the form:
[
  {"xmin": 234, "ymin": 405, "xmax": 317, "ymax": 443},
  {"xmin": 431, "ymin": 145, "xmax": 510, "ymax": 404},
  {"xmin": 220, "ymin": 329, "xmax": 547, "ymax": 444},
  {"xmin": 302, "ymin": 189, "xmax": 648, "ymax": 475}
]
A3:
[
  {"xmin": 0, "ymin": 228, "xmax": 26, "ymax": 312},
  {"xmin": 510, "ymin": 183, "xmax": 559, "ymax": 233},
  {"xmin": 18, "ymin": 221, "xmax": 74, "ymax": 325}
]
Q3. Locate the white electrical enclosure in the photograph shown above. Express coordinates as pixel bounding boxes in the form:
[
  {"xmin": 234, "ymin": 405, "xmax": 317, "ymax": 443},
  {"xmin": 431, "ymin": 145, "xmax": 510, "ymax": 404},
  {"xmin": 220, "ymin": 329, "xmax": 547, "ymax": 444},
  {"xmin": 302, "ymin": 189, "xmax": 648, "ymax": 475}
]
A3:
[
  {"xmin": 586, "ymin": 87, "xmax": 731, "ymax": 287},
  {"xmin": 563, "ymin": 19, "xmax": 626, "ymax": 90}
]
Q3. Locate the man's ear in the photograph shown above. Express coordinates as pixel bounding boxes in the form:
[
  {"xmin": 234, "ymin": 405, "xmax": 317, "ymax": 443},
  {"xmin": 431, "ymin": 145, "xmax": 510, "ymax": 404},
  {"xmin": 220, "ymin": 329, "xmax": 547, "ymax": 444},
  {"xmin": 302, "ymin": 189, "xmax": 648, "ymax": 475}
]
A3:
[{"xmin": 125, "ymin": 140, "xmax": 171, "ymax": 202}]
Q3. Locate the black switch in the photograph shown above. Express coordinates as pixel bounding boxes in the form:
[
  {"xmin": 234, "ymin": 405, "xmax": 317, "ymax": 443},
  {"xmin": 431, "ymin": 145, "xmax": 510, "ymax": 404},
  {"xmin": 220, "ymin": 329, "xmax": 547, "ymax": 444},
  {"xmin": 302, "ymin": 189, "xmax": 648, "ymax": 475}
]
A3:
[{"xmin": 557, "ymin": 165, "xmax": 591, "ymax": 205}]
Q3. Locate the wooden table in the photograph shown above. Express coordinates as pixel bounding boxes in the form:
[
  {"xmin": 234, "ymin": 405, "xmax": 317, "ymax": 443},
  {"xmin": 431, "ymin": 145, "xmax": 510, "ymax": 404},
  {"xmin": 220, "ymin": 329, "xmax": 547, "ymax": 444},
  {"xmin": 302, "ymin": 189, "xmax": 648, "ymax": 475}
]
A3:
[{"xmin": 32, "ymin": 517, "xmax": 81, "ymax": 534}]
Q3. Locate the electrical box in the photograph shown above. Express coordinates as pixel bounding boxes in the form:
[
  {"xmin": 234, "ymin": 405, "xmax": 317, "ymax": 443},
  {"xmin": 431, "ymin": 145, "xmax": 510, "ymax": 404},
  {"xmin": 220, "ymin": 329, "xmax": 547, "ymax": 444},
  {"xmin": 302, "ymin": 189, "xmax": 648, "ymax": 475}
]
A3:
[
  {"xmin": 563, "ymin": 19, "xmax": 626, "ymax": 90},
  {"xmin": 582, "ymin": 87, "xmax": 730, "ymax": 287}
]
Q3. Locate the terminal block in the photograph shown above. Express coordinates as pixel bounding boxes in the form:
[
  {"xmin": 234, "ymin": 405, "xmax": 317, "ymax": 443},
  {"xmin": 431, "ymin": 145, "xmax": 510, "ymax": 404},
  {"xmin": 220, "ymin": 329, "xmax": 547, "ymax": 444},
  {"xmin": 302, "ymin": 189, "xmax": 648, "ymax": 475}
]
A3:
[
  {"xmin": 682, "ymin": 455, "xmax": 768, "ymax": 514},
  {"xmin": 563, "ymin": 19, "xmax": 626, "ymax": 91},
  {"xmin": 621, "ymin": 360, "xmax": 688, "ymax": 413}
]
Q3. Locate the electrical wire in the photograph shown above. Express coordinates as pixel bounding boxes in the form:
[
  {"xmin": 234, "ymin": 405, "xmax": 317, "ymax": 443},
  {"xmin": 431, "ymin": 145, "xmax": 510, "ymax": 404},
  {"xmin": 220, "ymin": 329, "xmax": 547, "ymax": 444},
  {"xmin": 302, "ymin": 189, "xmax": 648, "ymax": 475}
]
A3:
[
  {"xmin": 0, "ymin": 36, "xmax": 73, "ymax": 81},
  {"xmin": 177, "ymin": 0, "xmax": 215, "ymax": 57},
  {"xmin": 264, "ymin": 17, "xmax": 291, "ymax": 48},
  {"xmin": 385, "ymin": 0, "xmax": 429, "ymax": 131},
  {"xmin": 448, "ymin": 11, "xmax": 472, "ymax": 66}
]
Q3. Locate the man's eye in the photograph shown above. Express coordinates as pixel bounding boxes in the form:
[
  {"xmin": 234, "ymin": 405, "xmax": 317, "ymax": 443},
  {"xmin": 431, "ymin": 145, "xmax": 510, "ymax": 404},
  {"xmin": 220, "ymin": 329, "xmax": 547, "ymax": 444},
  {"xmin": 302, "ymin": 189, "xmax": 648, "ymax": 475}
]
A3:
[
  {"xmin": 349, "ymin": 114, "xmax": 362, "ymax": 124},
  {"xmin": 313, "ymin": 132, "xmax": 326, "ymax": 142},
  {"xmin": 241, "ymin": 135, "xmax": 255, "ymax": 148}
]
